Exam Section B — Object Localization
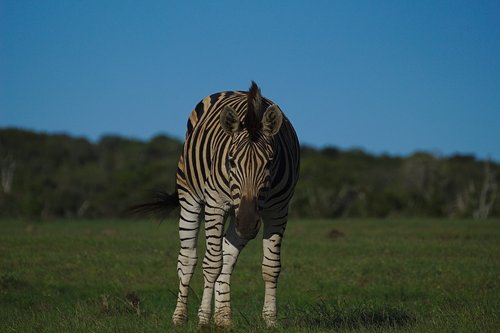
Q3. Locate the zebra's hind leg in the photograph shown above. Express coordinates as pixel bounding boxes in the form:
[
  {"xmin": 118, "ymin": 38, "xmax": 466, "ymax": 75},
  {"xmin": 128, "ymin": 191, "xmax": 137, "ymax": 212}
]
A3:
[
  {"xmin": 214, "ymin": 220, "xmax": 248, "ymax": 328},
  {"xmin": 261, "ymin": 216, "xmax": 287, "ymax": 328},
  {"xmin": 197, "ymin": 204, "xmax": 226, "ymax": 327},
  {"xmin": 172, "ymin": 198, "xmax": 202, "ymax": 326}
]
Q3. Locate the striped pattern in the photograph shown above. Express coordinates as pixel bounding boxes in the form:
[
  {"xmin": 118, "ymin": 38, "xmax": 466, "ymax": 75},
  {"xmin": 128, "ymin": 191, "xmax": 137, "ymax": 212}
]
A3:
[{"xmin": 172, "ymin": 83, "xmax": 299, "ymax": 328}]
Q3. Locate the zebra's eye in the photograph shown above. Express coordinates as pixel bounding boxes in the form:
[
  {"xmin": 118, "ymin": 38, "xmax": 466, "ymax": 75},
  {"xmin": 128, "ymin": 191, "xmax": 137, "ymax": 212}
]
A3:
[{"xmin": 228, "ymin": 157, "xmax": 236, "ymax": 168}]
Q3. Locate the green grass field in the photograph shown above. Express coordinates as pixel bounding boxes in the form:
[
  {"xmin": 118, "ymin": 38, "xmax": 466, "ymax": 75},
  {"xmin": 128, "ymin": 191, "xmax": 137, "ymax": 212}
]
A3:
[{"xmin": 1, "ymin": 218, "xmax": 499, "ymax": 332}]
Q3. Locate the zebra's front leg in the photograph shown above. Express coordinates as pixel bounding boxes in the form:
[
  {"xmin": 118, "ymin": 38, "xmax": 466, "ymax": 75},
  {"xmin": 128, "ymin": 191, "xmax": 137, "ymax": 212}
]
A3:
[
  {"xmin": 214, "ymin": 221, "xmax": 248, "ymax": 328},
  {"xmin": 261, "ymin": 221, "xmax": 286, "ymax": 327},
  {"xmin": 197, "ymin": 204, "xmax": 225, "ymax": 327},
  {"xmin": 172, "ymin": 199, "xmax": 202, "ymax": 326}
]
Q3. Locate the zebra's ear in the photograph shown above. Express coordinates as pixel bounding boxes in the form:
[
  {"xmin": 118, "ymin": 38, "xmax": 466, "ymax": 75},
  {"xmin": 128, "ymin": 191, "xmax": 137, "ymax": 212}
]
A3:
[
  {"xmin": 220, "ymin": 106, "xmax": 241, "ymax": 135},
  {"xmin": 262, "ymin": 104, "xmax": 283, "ymax": 136}
]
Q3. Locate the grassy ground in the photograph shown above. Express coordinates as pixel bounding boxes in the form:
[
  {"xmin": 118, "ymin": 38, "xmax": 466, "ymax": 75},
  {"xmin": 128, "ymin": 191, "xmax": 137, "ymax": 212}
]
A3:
[{"xmin": 0, "ymin": 218, "xmax": 498, "ymax": 332}]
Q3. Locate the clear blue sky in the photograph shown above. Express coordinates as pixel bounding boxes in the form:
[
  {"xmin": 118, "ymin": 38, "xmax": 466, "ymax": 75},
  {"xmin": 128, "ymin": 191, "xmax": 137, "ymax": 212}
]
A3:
[{"xmin": 1, "ymin": 1, "xmax": 499, "ymax": 160}]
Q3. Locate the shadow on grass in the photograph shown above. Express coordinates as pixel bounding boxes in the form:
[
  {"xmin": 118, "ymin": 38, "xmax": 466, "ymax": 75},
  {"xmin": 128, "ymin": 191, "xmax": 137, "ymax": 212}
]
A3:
[
  {"xmin": 281, "ymin": 300, "xmax": 416, "ymax": 330},
  {"xmin": 0, "ymin": 273, "xmax": 31, "ymax": 291},
  {"xmin": 0, "ymin": 273, "xmax": 145, "ymax": 318}
]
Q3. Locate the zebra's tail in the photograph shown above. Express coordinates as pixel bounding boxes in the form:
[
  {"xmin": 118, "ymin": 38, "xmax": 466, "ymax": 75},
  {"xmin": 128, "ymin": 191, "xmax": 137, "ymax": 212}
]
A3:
[{"xmin": 128, "ymin": 189, "xmax": 179, "ymax": 219}]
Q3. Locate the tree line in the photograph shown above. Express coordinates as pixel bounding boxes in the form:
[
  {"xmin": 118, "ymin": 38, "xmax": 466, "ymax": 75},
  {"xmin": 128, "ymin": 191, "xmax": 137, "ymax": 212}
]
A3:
[{"xmin": 1, "ymin": 128, "xmax": 498, "ymax": 219}]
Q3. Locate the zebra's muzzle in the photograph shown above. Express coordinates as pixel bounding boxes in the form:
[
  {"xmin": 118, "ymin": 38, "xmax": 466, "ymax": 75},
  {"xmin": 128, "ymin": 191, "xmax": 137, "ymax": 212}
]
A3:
[{"xmin": 235, "ymin": 196, "xmax": 261, "ymax": 240}]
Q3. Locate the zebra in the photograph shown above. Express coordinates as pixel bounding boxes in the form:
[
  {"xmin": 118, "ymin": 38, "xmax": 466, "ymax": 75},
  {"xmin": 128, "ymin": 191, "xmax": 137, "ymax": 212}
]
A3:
[{"xmin": 135, "ymin": 81, "xmax": 299, "ymax": 328}]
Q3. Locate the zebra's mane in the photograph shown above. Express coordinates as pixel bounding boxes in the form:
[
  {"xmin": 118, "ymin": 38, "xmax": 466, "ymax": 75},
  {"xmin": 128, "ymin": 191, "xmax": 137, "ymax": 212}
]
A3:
[{"xmin": 244, "ymin": 81, "xmax": 264, "ymax": 140}]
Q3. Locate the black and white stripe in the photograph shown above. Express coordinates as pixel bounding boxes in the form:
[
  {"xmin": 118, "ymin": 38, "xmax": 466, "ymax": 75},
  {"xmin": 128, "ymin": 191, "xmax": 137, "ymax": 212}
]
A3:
[{"xmin": 170, "ymin": 82, "xmax": 299, "ymax": 328}]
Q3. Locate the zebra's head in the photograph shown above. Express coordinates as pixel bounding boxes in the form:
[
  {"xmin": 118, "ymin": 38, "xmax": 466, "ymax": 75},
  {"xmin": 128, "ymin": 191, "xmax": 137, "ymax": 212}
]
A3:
[{"xmin": 220, "ymin": 82, "xmax": 283, "ymax": 240}]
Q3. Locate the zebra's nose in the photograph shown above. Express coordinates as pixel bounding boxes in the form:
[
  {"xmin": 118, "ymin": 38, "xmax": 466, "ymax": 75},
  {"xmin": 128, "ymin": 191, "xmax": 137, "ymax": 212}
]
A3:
[
  {"xmin": 235, "ymin": 218, "xmax": 260, "ymax": 240},
  {"xmin": 235, "ymin": 196, "xmax": 260, "ymax": 240}
]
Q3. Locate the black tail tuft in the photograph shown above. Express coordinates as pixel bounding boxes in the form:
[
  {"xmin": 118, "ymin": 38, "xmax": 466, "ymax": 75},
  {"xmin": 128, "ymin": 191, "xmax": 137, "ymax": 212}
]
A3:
[{"xmin": 128, "ymin": 190, "xmax": 179, "ymax": 220}]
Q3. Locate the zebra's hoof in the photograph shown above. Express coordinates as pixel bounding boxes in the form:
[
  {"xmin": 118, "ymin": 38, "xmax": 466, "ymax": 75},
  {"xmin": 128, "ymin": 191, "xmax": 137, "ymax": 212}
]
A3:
[
  {"xmin": 172, "ymin": 312, "xmax": 187, "ymax": 326},
  {"xmin": 263, "ymin": 314, "xmax": 277, "ymax": 328},
  {"xmin": 214, "ymin": 320, "xmax": 232, "ymax": 331},
  {"xmin": 197, "ymin": 324, "xmax": 211, "ymax": 333},
  {"xmin": 214, "ymin": 308, "xmax": 232, "ymax": 329},
  {"xmin": 197, "ymin": 310, "xmax": 211, "ymax": 327}
]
